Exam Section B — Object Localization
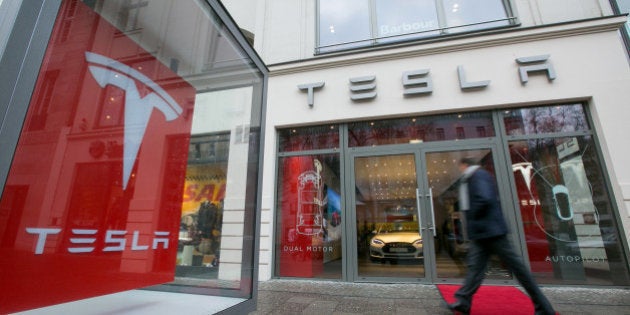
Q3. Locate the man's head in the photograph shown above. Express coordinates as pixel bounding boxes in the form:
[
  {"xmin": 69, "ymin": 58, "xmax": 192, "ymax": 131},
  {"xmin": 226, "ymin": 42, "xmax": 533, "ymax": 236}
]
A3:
[{"xmin": 459, "ymin": 157, "xmax": 477, "ymax": 173}]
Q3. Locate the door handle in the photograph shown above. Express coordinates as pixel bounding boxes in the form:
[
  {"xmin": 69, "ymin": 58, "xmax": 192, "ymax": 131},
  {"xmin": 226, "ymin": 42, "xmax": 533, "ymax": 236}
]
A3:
[
  {"xmin": 427, "ymin": 188, "xmax": 436, "ymax": 237},
  {"xmin": 415, "ymin": 188, "xmax": 423, "ymax": 237},
  {"xmin": 416, "ymin": 188, "xmax": 437, "ymax": 237}
]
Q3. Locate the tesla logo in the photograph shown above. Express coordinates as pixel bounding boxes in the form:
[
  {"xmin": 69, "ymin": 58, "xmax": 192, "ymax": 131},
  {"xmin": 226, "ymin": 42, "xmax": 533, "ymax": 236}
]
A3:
[
  {"xmin": 85, "ymin": 52, "xmax": 184, "ymax": 189},
  {"xmin": 26, "ymin": 228, "xmax": 170, "ymax": 254}
]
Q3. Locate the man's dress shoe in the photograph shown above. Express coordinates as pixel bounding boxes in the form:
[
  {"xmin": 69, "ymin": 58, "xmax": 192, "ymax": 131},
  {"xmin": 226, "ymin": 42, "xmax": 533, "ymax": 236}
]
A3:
[{"xmin": 447, "ymin": 300, "xmax": 471, "ymax": 314}]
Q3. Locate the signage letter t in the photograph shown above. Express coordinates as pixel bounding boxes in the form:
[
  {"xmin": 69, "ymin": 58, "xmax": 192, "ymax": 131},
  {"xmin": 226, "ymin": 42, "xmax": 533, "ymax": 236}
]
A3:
[{"xmin": 298, "ymin": 82, "xmax": 325, "ymax": 107}]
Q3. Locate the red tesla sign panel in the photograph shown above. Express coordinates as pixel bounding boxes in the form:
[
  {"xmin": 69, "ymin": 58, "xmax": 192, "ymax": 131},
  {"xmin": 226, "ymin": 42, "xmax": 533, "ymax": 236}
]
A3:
[{"xmin": 0, "ymin": 0, "xmax": 195, "ymax": 313}]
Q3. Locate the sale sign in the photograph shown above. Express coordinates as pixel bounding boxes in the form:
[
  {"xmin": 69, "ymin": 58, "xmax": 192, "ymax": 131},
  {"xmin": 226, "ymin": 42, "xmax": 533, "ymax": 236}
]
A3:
[
  {"xmin": 181, "ymin": 164, "xmax": 227, "ymax": 214},
  {"xmin": 0, "ymin": 0, "xmax": 195, "ymax": 313}
]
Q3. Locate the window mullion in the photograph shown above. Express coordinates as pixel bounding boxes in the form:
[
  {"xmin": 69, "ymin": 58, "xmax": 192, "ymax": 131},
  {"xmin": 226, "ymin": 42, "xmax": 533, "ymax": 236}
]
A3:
[
  {"xmin": 369, "ymin": 0, "xmax": 378, "ymax": 45},
  {"xmin": 435, "ymin": 0, "xmax": 448, "ymax": 34}
]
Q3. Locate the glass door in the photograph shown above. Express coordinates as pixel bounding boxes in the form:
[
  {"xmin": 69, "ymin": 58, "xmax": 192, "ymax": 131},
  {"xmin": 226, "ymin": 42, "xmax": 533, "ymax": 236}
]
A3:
[
  {"xmin": 353, "ymin": 152, "xmax": 428, "ymax": 281},
  {"xmin": 351, "ymin": 146, "xmax": 514, "ymax": 283},
  {"xmin": 420, "ymin": 147, "xmax": 512, "ymax": 282}
]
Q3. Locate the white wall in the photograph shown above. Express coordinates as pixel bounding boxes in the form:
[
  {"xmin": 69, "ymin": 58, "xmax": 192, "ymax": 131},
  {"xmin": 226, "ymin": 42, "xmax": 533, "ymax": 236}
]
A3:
[{"xmin": 220, "ymin": 0, "xmax": 257, "ymax": 35}]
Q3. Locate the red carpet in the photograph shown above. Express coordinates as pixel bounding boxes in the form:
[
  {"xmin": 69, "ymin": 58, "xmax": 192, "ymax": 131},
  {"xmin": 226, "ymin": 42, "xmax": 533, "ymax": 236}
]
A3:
[{"xmin": 437, "ymin": 284, "xmax": 534, "ymax": 314}]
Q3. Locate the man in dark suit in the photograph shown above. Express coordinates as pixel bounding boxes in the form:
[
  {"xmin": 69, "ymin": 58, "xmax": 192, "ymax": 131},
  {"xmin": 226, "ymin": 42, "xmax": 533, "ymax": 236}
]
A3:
[{"xmin": 447, "ymin": 157, "xmax": 555, "ymax": 315}]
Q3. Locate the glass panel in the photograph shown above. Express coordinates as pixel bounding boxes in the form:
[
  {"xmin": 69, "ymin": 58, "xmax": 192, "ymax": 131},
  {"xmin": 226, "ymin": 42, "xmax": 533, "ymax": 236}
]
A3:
[
  {"xmin": 509, "ymin": 136, "xmax": 630, "ymax": 285},
  {"xmin": 355, "ymin": 154, "xmax": 425, "ymax": 278},
  {"xmin": 503, "ymin": 104, "xmax": 590, "ymax": 136},
  {"xmin": 442, "ymin": 0, "xmax": 510, "ymax": 33},
  {"xmin": 427, "ymin": 149, "xmax": 512, "ymax": 280},
  {"xmin": 177, "ymin": 88, "xmax": 256, "ymax": 285},
  {"xmin": 275, "ymin": 154, "xmax": 342, "ymax": 279},
  {"xmin": 278, "ymin": 124, "xmax": 339, "ymax": 152},
  {"xmin": 374, "ymin": 0, "xmax": 439, "ymax": 43},
  {"xmin": 0, "ymin": 0, "xmax": 264, "ymax": 311},
  {"xmin": 318, "ymin": 0, "xmax": 371, "ymax": 53},
  {"xmin": 318, "ymin": 0, "xmax": 514, "ymax": 52},
  {"xmin": 348, "ymin": 112, "xmax": 495, "ymax": 147}
]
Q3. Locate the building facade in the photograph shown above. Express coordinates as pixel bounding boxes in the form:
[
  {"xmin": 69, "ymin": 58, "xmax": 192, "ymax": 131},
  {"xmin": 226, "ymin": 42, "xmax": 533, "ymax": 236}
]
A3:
[
  {"xmin": 243, "ymin": 0, "xmax": 630, "ymax": 286},
  {"xmin": 2, "ymin": 1, "xmax": 630, "ymax": 313}
]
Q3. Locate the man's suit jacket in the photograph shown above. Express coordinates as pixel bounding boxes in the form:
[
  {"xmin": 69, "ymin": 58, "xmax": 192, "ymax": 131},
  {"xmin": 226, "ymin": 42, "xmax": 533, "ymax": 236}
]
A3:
[{"xmin": 463, "ymin": 167, "xmax": 509, "ymax": 240}]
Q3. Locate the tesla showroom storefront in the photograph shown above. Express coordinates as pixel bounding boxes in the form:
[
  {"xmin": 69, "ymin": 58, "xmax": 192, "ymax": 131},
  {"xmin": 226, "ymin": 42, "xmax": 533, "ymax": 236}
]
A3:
[
  {"xmin": 274, "ymin": 105, "xmax": 629, "ymax": 286},
  {"xmin": 0, "ymin": 0, "xmax": 266, "ymax": 313},
  {"xmin": 265, "ymin": 12, "xmax": 630, "ymax": 286}
]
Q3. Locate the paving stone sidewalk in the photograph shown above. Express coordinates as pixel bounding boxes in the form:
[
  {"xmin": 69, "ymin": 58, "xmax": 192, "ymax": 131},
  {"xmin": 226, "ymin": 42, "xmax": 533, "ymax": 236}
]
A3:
[{"xmin": 249, "ymin": 279, "xmax": 630, "ymax": 315}]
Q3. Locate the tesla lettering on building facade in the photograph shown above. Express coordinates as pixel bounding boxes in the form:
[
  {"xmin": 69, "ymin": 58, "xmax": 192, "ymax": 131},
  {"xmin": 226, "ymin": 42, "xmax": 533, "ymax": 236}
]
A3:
[{"xmin": 298, "ymin": 55, "xmax": 555, "ymax": 106}]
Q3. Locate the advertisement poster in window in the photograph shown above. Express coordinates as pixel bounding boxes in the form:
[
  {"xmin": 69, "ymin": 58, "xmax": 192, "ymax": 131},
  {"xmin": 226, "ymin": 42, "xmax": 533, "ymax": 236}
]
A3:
[{"xmin": 278, "ymin": 155, "xmax": 342, "ymax": 278}]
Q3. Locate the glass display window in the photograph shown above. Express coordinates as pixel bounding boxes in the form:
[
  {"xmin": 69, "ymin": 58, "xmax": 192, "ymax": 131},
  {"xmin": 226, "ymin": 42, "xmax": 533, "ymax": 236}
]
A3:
[
  {"xmin": 441, "ymin": 0, "xmax": 510, "ymax": 32},
  {"xmin": 348, "ymin": 112, "xmax": 495, "ymax": 147},
  {"xmin": 509, "ymin": 135, "xmax": 628, "ymax": 285},
  {"xmin": 318, "ymin": 0, "xmax": 371, "ymax": 52},
  {"xmin": 373, "ymin": 0, "xmax": 440, "ymax": 43},
  {"xmin": 278, "ymin": 124, "xmax": 340, "ymax": 152},
  {"xmin": 0, "ymin": 0, "xmax": 266, "ymax": 313},
  {"xmin": 273, "ymin": 104, "xmax": 629, "ymax": 286},
  {"xmin": 503, "ymin": 104, "xmax": 590, "ymax": 136},
  {"xmin": 275, "ymin": 154, "xmax": 343, "ymax": 279}
]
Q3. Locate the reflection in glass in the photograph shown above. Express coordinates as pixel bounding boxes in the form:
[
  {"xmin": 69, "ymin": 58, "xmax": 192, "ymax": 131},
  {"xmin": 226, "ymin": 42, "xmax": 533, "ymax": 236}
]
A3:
[
  {"xmin": 442, "ymin": 0, "xmax": 510, "ymax": 33},
  {"xmin": 317, "ymin": 0, "xmax": 513, "ymax": 52},
  {"xmin": 0, "ymin": 1, "xmax": 199, "ymax": 306},
  {"xmin": 509, "ymin": 136, "xmax": 629, "ymax": 285},
  {"xmin": 0, "ymin": 0, "xmax": 265, "ymax": 312},
  {"xmin": 426, "ymin": 149, "xmax": 512, "ymax": 280},
  {"xmin": 318, "ymin": 0, "xmax": 371, "ymax": 53},
  {"xmin": 348, "ymin": 112, "xmax": 494, "ymax": 147},
  {"xmin": 503, "ymin": 104, "xmax": 590, "ymax": 136},
  {"xmin": 374, "ymin": 0, "xmax": 439, "ymax": 43},
  {"xmin": 278, "ymin": 124, "xmax": 340, "ymax": 152},
  {"xmin": 275, "ymin": 154, "xmax": 343, "ymax": 279}
]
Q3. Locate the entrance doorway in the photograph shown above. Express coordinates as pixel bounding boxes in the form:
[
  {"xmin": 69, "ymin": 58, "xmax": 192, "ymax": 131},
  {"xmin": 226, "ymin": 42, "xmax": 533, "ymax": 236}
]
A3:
[{"xmin": 351, "ymin": 146, "xmax": 513, "ymax": 283}]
